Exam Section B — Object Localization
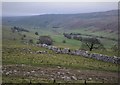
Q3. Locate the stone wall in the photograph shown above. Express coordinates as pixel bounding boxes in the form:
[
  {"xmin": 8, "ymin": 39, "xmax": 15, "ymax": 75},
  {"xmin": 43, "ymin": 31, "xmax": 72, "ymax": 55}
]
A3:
[{"xmin": 37, "ymin": 44, "xmax": 120, "ymax": 64}]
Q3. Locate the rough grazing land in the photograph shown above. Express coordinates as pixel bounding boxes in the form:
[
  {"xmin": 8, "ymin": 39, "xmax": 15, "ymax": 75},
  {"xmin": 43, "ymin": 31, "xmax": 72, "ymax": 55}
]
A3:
[
  {"xmin": 2, "ymin": 26, "xmax": 119, "ymax": 83},
  {"xmin": 2, "ymin": 65, "xmax": 118, "ymax": 83},
  {"xmin": 2, "ymin": 43, "xmax": 119, "ymax": 83}
]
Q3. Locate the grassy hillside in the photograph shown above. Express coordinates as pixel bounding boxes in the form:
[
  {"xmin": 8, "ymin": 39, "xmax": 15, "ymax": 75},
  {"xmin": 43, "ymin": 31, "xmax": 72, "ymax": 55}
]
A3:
[
  {"xmin": 2, "ymin": 26, "xmax": 119, "ymax": 83},
  {"xmin": 2, "ymin": 9, "xmax": 119, "ymax": 83},
  {"xmin": 3, "ymin": 25, "xmax": 118, "ymax": 56},
  {"xmin": 2, "ymin": 10, "xmax": 118, "ymax": 33},
  {"xmin": 29, "ymin": 28, "xmax": 118, "ymax": 56}
]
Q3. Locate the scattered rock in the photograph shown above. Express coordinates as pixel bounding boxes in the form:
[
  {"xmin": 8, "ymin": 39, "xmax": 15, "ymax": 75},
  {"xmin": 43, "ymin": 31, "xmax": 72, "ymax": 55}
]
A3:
[
  {"xmin": 36, "ymin": 50, "xmax": 47, "ymax": 54},
  {"xmin": 89, "ymin": 77, "xmax": 92, "ymax": 80},
  {"xmin": 41, "ymin": 71, "xmax": 45, "ymax": 75},
  {"xmin": 13, "ymin": 70, "xmax": 17, "ymax": 73},
  {"xmin": 57, "ymin": 72, "xmax": 61, "ymax": 75},
  {"xmin": 50, "ymin": 78, "xmax": 54, "ymax": 80},
  {"xmin": 71, "ymin": 76, "xmax": 77, "ymax": 80},
  {"xmin": 31, "ymin": 70, "xmax": 35, "ymax": 73},
  {"xmin": 34, "ymin": 74, "xmax": 38, "ymax": 77},
  {"xmin": 66, "ymin": 71, "xmax": 70, "ymax": 74},
  {"xmin": 26, "ymin": 72, "xmax": 30, "ymax": 74},
  {"xmin": 77, "ymin": 70, "xmax": 81, "ymax": 73},
  {"xmin": 96, "ymin": 78, "xmax": 98, "ymax": 80},
  {"xmin": 61, "ymin": 76, "xmax": 71, "ymax": 81},
  {"xmin": 30, "ymin": 52, "xmax": 33, "ymax": 54},
  {"xmin": 57, "ymin": 66, "xmax": 61, "ymax": 69},
  {"xmin": 79, "ymin": 77, "xmax": 83, "ymax": 80},
  {"xmin": 66, "ymin": 76, "xmax": 71, "ymax": 81},
  {"xmin": 61, "ymin": 72, "xmax": 65, "ymax": 75},
  {"xmin": 6, "ymin": 71, "xmax": 12, "ymax": 75},
  {"xmin": 50, "ymin": 75, "xmax": 54, "ymax": 77},
  {"xmin": 6, "ymin": 72, "xmax": 10, "ymax": 75}
]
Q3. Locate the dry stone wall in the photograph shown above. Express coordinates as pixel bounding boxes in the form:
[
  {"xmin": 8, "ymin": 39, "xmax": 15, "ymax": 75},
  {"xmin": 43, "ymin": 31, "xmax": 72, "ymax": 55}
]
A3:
[{"xmin": 37, "ymin": 44, "xmax": 120, "ymax": 64}]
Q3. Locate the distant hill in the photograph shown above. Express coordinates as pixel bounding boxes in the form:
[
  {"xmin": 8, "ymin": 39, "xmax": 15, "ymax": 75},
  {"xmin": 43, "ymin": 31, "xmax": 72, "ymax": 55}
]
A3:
[{"xmin": 2, "ymin": 10, "xmax": 118, "ymax": 33}]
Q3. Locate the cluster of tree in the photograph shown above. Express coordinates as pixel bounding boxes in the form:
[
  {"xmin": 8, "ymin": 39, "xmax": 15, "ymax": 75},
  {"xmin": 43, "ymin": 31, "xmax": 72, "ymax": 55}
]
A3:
[
  {"xmin": 37, "ymin": 36, "xmax": 53, "ymax": 45},
  {"xmin": 73, "ymin": 35, "xmax": 82, "ymax": 41},
  {"xmin": 63, "ymin": 33, "xmax": 72, "ymax": 39},
  {"xmin": 11, "ymin": 26, "xmax": 29, "ymax": 33},
  {"xmin": 35, "ymin": 32, "xmax": 39, "ymax": 35},
  {"xmin": 63, "ymin": 33, "xmax": 105, "ymax": 51},
  {"xmin": 64, "ymin": 33, "xmax": 117, "ymax": 41},
  {"xmin": 63, "ymin": 33, "xmax": 82, "ymax": 41}
]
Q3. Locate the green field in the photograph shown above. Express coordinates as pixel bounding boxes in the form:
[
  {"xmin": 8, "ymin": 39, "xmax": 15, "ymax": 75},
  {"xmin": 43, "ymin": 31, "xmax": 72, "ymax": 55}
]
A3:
[
  {"xmin": 2, "ymin": 26, "xmax": 119, "ymax": 83},
  {"xmin": 19, "ymin": 27, "xmax": 118, "ymax": 56}
]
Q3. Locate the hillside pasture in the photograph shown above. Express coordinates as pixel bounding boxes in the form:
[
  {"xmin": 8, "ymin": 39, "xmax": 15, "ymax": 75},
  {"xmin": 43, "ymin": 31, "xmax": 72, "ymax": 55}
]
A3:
[{"xmin": 2, "ymin": 26, "xmax": 119, "ymax": 83}]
